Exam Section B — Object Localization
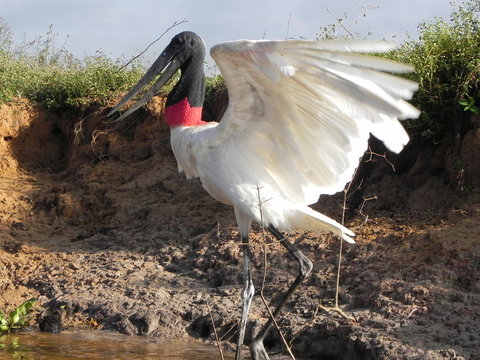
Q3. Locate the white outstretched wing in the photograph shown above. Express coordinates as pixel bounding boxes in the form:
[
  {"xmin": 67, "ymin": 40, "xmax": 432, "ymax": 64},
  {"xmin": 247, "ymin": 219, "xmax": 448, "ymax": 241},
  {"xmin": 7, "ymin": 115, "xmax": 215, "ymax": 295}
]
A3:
[{"xmin": 209, "ymin": 39, "xmax": 419, "ymax": 206}]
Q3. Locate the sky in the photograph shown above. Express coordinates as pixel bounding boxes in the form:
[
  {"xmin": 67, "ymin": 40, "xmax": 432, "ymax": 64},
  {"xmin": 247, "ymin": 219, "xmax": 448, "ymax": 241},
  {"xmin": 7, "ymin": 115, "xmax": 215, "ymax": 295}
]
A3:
[{"xmin": 0, "ymin": 0, "xmax": 467, "ymax": 67}]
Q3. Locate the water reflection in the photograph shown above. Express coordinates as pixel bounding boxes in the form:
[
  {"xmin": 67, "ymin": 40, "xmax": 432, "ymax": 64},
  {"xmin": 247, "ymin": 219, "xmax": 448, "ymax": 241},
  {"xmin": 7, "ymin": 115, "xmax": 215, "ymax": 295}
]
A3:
[{"xmin": 0, "ymin": 330, "xmax": 233, "ymax": 360}]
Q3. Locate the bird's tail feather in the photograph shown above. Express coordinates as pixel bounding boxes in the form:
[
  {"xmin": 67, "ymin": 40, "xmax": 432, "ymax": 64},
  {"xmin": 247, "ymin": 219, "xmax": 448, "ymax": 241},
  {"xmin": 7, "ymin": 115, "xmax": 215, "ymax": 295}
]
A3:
[{"xmin": 291, "ymin": 206, "xmax": 355, "ymax": 243}]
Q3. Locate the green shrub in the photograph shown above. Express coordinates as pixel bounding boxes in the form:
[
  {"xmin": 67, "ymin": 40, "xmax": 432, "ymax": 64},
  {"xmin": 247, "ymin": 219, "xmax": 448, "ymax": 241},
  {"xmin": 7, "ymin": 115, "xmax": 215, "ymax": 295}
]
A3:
[
  {"xmin": 2, "ymin": 2, "xmax": 479, "ymax": 131},
  {"xmin": 205, "ymin": 74, "xmax": 225, "ymax": 101},
  {"xmin": 26, "ymin": 54, "xmax": 145, "ymax": 109},
  {"xmin": 387, "ymin": 1, "xmax": 480, "ymax": 143},
  {"xmin": 0, "ymin": 20, "xmax": 145, "ymax": 109},
  {"xmin": 0, "ymin": 298, "xmax": 37, "ymax": 333}
]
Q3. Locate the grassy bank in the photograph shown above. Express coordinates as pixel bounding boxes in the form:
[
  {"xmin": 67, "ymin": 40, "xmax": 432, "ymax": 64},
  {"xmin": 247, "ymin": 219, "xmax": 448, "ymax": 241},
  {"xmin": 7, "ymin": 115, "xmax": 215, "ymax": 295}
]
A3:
[
  {"xmin": 386, "ymin": 1, "xmax": 479, "ymax": 143},
  {"xmin": 0, "ymin": 1, "xmax": 479, "ymax": 143},
  {"xmin": 0, "ymin": 21, "xmax": 145, "ymax": 109}
]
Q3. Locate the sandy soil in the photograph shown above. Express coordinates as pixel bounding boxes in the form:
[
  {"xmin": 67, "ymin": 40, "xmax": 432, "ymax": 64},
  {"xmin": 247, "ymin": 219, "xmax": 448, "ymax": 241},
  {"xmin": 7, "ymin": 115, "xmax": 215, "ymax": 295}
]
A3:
[{"xmin": 1, "ymin": 98, "xmax": 479, "ymax": 360}]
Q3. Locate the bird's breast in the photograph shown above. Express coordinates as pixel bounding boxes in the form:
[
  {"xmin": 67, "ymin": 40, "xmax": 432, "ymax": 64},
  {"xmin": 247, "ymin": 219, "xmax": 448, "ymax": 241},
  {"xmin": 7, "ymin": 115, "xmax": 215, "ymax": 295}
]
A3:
[{"xmin": 169, "ymin": 123, "xmax": 218, "ymax": 179}]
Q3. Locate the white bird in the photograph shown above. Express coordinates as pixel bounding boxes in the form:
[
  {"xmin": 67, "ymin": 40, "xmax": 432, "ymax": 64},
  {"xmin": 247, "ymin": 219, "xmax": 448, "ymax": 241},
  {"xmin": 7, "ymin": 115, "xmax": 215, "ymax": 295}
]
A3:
[{"xmin": 109, "ymin": 31, "xmax": 419, "ymax": 360}]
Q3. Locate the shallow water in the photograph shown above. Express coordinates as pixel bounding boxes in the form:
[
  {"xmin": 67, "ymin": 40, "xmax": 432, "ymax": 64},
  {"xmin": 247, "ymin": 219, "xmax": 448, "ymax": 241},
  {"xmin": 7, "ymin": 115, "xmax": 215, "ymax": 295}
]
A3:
[{"xmin": 0, "ymin": 330, "xmax": 233, "ymax": 360}]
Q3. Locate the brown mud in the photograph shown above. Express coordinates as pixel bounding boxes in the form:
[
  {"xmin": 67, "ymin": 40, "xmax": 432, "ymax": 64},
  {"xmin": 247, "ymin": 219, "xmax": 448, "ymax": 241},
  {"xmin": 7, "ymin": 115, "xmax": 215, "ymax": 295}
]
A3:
[{"xmin": 1, "ymin": 98, "xmax": 479, "ymax": 359}]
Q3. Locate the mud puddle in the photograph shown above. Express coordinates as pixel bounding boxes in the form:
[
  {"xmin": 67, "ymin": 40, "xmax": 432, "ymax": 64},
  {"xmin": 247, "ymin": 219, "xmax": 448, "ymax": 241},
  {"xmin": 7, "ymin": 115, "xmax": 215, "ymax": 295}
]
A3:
[
  {"xmin": 0, "ymin": 330, "xmax": 232, "ymax": 360},
  {"xmin": 1, "ymin": 99, "xmax": 480, "ymax": 359}
]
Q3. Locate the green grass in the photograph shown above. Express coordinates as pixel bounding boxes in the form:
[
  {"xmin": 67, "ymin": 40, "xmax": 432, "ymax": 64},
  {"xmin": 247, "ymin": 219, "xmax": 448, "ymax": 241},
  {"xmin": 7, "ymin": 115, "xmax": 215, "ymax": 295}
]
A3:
[
  {"xmin": 1, "ymin": 1, "xmax": 479, "ymax": 144},
  {"xmin": 315, "ymin": 1, "xmax": 480, "ymax": 143},
  {"xmin": 385, "ymin": 1, "xmax": 480, "ymax": 142},
  {"xmin": 0, "ymin": 21, "xmax": 145, "ymax": 109},
  {"xmin": 0, "ymin": 52, "xmax": 147, "ymax": 109}
]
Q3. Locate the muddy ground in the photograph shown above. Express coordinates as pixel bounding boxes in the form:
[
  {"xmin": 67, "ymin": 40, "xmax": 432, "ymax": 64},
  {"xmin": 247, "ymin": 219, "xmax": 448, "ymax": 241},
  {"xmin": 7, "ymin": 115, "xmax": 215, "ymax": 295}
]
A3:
[{"xmin": 1, "ymin": 98, "xmax": 479, "ymax": 360}]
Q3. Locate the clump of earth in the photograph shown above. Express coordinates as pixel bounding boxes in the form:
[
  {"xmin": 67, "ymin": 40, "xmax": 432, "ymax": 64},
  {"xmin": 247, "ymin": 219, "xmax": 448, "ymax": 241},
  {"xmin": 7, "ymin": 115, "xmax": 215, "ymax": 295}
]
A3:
[{"xmin": 1, "ymin": 97, "xmax": 479, "ymax": 359}]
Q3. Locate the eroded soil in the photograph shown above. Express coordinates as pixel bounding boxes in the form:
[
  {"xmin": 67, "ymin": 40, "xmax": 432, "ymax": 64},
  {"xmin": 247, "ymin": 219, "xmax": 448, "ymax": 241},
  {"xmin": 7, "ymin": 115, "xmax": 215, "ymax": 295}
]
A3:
[{"xmin": 1, "ymin": 99, "xmax": 479, "ymax": 359}]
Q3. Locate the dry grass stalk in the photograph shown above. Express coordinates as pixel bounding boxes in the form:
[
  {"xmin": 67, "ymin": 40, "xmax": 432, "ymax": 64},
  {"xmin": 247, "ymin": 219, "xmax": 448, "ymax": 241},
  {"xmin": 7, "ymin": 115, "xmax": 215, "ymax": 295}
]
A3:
[
  {"xmin": 256, "ymin": 184, "xmax": 296, "ymax": 360},
  {"xmin": 206, "ymin": 300, "xmax": 225, "ymax": 360}
]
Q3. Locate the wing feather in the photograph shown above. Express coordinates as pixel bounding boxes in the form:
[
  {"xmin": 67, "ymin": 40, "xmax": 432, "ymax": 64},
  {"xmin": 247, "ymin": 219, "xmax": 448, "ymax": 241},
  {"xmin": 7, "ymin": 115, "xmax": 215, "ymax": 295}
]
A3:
[{"xmin": 207, "ymin": 38, "xmax": 419, "ymax": 206}]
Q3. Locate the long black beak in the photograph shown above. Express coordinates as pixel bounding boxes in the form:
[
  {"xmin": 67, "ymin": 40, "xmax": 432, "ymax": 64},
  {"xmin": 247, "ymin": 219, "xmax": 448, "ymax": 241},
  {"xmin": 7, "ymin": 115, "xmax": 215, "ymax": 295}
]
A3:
[{"xmin": 108, "ymin": 43, "xmax": 181, "ymax": 122}]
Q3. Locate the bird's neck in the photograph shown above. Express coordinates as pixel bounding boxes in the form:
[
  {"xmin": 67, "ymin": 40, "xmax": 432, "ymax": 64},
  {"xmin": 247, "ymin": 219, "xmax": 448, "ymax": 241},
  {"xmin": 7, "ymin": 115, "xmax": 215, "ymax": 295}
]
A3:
[
  {"xmin": 165, "ymin": 97, "xmax": 206, "ymax": 127},
  {"xmin": 165, "ymin": 56, "xmax": 206, "ymax": 128}
]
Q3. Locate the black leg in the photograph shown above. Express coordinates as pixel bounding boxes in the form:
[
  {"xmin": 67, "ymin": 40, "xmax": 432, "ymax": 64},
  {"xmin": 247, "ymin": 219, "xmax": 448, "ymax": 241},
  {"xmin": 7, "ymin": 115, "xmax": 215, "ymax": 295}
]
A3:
[
  {"xmin": 250, "ymin": 225, "xmax": 313, "ymax": 360},
  {"xmin": 235, "ymin": 235, "xmax": 255, "ymax": 360}
]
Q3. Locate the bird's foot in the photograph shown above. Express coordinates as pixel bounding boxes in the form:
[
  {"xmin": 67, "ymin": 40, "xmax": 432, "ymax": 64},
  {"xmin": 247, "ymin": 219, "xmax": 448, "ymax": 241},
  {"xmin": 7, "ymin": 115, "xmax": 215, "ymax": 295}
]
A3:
[
  {"xmin": 318, "ymin": 305, "xmax": 356, "ymax": 322},
  {"xmin": 250, "ymin": 340, "xmax": 270, "ymax": 360}
]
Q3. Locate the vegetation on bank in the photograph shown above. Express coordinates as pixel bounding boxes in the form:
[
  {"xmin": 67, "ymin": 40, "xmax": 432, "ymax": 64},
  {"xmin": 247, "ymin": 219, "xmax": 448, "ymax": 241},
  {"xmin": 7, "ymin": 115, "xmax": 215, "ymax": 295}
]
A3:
[
  {"xmin": 387, "ymin": 1, "xmax": 480, "ymax": 143},
  {"xmin": 0, "ymin": 1, "xmax": 479, "ymax": 143},
  {"xmin": 0, "ymin": 21, "xmax": 145, "ymax": 109},
  {"xmin": 0, "ymin": 298, "xmax": 37, "ymax": 334}
]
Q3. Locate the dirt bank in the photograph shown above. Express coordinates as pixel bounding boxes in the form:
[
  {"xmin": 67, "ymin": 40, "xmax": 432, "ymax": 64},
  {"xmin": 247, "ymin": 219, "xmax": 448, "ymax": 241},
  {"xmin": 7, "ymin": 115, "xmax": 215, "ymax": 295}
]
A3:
[{"xmin": 1, "ymin": 98, "xmax": 479, "ymax": 359}]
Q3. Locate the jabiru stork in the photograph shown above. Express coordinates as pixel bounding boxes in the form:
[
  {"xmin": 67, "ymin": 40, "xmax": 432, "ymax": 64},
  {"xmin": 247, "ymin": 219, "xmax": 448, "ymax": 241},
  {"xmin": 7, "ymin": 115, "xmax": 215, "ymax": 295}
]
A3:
[{"xmin": 109, "ymin": 31, "xmax": 419, "ymax": 360}]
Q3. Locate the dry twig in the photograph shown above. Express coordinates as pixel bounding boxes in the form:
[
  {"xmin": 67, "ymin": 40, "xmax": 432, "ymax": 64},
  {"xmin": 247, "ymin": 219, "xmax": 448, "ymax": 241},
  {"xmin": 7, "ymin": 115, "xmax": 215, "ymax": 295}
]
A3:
[
  {"xmin": 318, "ymin": 164, "xmax": 358, "ymax": 322},
  {"xmin": 321, "ymin": 147, "xmax": 395, "ymax": 320},
  {"xmin": 256, "ymin": 184, "xmax": 296, "ymax": 360},
  {"xmin": 206, "ymin": 301, "xmax": 225, "ymax": 360},
  {"xmin": 118, "ymin": 19, "xmax": 188, "ymax": 72},
  {"xmin": 366, "ymin": 146, "xmax": 396, "ymax": 171}
]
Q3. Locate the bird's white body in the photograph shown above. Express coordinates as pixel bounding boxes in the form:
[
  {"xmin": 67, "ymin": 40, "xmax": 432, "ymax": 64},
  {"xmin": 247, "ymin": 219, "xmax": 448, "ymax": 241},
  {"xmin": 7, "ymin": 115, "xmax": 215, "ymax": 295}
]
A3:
[
  {"xmin": 171, "ymin": 124, "xmax": 356, "ymax": 242},
  {"xmin": 112, "ymin": 32, "xmax": 420, "ymax": 360},
  {"xmin": 170, "ymin": 39, "xmax": 419, "ymax": 243}
]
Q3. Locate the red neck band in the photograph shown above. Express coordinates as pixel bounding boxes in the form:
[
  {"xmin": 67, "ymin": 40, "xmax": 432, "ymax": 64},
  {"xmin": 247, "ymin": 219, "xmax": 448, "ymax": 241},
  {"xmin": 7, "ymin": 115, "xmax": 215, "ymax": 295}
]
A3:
[{"xmin": 165, "ymin": 98, "xmax": 207, "ymax": 127}]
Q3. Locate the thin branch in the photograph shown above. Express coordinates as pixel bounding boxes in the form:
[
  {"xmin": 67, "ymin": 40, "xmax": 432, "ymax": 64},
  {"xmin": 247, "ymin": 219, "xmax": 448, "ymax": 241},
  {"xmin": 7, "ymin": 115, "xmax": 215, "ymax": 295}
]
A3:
[
  {"xmin": 334, "ymin": 235, "xmax": 344, "ymax": 308},
  {"xmin": 359, "ymin": 195, "xmax": 378, "ymax": 225},
  {"xmin": 321, "ymin": 147, "xmax": 394, "ymax": 321},
  {"xmin": 255, "ymin": 184, "xmax": 296, "ymax": 360},
  {"xmin": 206, "ymin": 301, "xmax": 225, "ymax": 360},
  {"xmin": 285, "ymin": 12, "xmax": 292, "ymax": 39},
  {"xmin": 218, "ymin": 322, "xmax": 237, "ymax": 342},
  {"xmin": 365, "ymin": 146, "xmax": 396, "ymax": 172},
  {"xmin": 118, "ymin": 19, "xmax": 188, "ymax": 72},
  {"xmin": 333, "ymin": 163, "xmax": 359, "ymax": 308},
  {"xmin": 324, "ymin": 8, "xmax": 355, "ymax": 39},
  {"xmin": 319, "ymin": 165, "xmax": 358, "ymax": 322},
  {"xmin": 259, "ymin": 293, "xmax": 296, "ymax": 360},
  {"xmin": 255, "ymin": 183, "xmax": 268, "ymax": 296}
]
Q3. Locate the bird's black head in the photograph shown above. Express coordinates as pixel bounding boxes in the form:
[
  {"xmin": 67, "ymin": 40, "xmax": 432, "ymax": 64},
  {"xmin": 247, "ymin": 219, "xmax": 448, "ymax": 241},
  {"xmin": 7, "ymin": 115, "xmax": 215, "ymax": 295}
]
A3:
[
  {"xmin": 168, "ymin": 31, "xmax": 206, "ymax": 70},
  {"xmin": 108, "ymin": 31, "xmax": 206, "ymax": 121}
]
